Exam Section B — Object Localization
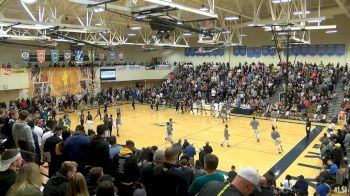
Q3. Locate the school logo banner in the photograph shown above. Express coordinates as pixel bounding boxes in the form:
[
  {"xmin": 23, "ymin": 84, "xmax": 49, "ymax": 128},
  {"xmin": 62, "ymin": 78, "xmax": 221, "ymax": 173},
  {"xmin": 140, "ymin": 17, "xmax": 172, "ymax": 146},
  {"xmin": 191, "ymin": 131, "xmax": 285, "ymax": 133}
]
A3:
[
  {"xmin": 109, "ymin": 51, "xmax": 115, "ymax": 62},
  {"xmin": 75, "ymin": 50, "xmax": 84, "ymax": 62},
  {"xmin": 88, "ymin": 50, "xmax": 95, "ymax": 62},
  {"xmin": 64, "ymin": 50, "xmax": 71, "ymax": 62},
  {"xmin": 37, "ymin": 50, "xmax": 46, "ymax": 63},
  {"xmin": 51, "ymin": 50, "xmax": 59, "ymax": 63},
  {"xmin": 99, "ymin": 51, "xmax": 105, "ymax": 61},
  {"xmin": 21, "ymin": 50, "xmax": 30, "ymax": 63}
]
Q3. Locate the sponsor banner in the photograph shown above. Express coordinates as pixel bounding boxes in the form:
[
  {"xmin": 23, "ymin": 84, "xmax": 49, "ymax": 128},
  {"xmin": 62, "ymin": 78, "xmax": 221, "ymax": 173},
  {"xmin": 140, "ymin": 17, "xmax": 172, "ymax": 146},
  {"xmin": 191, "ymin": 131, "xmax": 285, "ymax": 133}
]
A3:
[
  {"xmin": 100, "ymin": 69, "xmax": 116, "ymax": 81},
  {"xmin": 64, "ymin": 50, "xmax": 71, "ymax": 62},
  {"xmin": 21, "ymin": 50, "xmax": 30, "ymax": 63},
  {"xmin": 109, "ymin": 51, "xmax": 115, "ymax": 62},
  {"xmin": 127, "ymin": 65, "xmax": 141, "ymax": 71},
  {"xmin": 75, "ymin": 50, "xmax": 84, "ymax": 62},
  {"xmin": 1, "ymin": 68, "xmax": 26, "ymax": 76},
  {"xmin": 155, "ymin": 64, "xmax": 171, "ymax": 70},
  {"xmin": 99, "ymin": 51, "xmax": 105, "ymax": 61},
  {"xmin": 51, "ymin": 50, "xmax": 59, "ymax": 63},
  {"xmin": 88, "ymin": 50, "xmax": 95, "ymax": 62},
  {"xmin": 37, "ymin": 50, "xmax": 46, "ymax": 63},
  {"xmin": 116, "ymin": 65, "xmax": 128, "ymax": 71}
]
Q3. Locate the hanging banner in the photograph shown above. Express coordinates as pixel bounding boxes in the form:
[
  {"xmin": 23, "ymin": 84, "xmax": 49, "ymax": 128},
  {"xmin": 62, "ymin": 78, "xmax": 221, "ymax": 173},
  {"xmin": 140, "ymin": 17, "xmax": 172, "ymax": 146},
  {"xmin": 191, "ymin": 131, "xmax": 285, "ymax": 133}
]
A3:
[
  {"xmin": 21, "ymin": 50, "xmax": 30, "ymax": 63},
  {"xmin": 109, "ymin": 51, "xmax": 115, "ymax": 62},
  {"xmin": 118, "ymin": 50, "xmax": 123, "ymax": 61},
  {"xmin": 37, "ymin": 50, "xmax": 46, "ymax": 63},
  {"xmin": 99, "ymin": 51, "xmax": 105, "ymax": 61},
  {"xmin": 88, "ymin": 50, "xmax": 95, "ymax": 62},
  {"xmin": 75, "ymin": 50, "xmax": 84, "ymax": 62},
  {"xmin": 51, "ymin": 50, "xmax": 59, "ymax": 62},
  {"xmin": 64, "ymin": 50, "xmax": 71, "ymax": 62}
]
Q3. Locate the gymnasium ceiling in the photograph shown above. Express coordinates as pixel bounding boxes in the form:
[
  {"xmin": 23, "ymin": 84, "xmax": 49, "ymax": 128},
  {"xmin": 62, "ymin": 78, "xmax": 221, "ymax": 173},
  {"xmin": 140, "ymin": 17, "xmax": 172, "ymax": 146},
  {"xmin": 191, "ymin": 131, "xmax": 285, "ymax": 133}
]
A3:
[{"xmin": 0, "ymin": 0, "xmax": 349, "ymax": 49}]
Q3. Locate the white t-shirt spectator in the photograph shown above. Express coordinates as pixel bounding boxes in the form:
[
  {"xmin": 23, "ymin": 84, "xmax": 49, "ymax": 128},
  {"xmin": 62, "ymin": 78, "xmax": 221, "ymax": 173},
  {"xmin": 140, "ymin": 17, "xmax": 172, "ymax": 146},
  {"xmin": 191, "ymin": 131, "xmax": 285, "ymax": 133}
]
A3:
[{"xmin": 33, "ymin": 126, "xmax": 44, "ymax": 145}]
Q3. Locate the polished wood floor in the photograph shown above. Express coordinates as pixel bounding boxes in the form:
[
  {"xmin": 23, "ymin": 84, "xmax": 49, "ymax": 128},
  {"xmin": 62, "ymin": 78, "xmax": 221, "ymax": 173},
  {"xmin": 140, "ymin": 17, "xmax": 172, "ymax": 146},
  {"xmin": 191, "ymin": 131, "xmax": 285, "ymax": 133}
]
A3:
[{"xmin": 57, "ymin": 103, "xmax": 346, "ymax": 195}]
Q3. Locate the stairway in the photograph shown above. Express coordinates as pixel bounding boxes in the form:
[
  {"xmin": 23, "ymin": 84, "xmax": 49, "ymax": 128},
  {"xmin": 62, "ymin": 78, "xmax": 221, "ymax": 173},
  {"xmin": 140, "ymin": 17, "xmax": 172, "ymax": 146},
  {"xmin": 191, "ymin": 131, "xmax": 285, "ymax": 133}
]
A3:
[{"xmin": 327, "ymin": 82, "xmax": 345, "ymax": 119}]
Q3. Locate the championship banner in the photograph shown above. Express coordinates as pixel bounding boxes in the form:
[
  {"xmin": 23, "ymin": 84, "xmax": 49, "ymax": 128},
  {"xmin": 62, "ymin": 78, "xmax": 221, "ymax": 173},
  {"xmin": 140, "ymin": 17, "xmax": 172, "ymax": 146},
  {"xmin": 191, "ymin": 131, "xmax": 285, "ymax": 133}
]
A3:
[
  {"xmin": 64, "ymin": 50, "xmax": 71, "ymax": 62},
  {"xmin": 118, "ymin": 51, "xmax": 123, "ymax": 61},
  {"xmin": 88, "ymin": 50, "xmax": 95, "ymax": 62},
  {"xmin": 51, "ymin": 50, "xmax": 59, "ymax": 63},
  {"xmin": 109, "ymin": 51, "xmax": 115, "ymax": 62},
  {"xmin": 75, "ymin": 50, "xmax": 84, "ymax": 62},
  {"xmin": 37, "ymin": 50, "xmax": 46, "ymax": 63},
  {"xmin": 99, "ymin": 51, "xmax": 105, "ymax": 61},
  {"xmin": 155, "ymin": 64, "xmax": 172, "ymax": 70},
  {"xmin": 21, "ymin": 50, "xmax": 30, "ymax": 63}
]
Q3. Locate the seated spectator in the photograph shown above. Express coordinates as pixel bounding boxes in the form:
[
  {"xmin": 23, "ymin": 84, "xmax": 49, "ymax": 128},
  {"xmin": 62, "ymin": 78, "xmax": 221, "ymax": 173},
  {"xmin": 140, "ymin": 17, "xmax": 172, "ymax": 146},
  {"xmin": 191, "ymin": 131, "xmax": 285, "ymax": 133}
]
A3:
[
  {"xmin": 6, "ymin": 162, "xmax": 42, "ymax": 196},
  {"xmin": 264, "ymin": 170, "xmax": 276, "ymax": 188},
  {"xmin": 108, "ymin": 136, "xmax": 122, "ymax": 160},
  {"xmin": 293, "ymin": 175, "xmax": 308, "ymax": 196},
  {"xmin": 280, "ymin": 174, "xmax": 293, "ymax": 192},
  {"xmin": 151, "ymin": 147, "xmax": 188, "ymax": 195},
  {"xmin": 249, "ymin": 176, "xmax": 273, "ymax": 196},
  {"xmin": 316, "ymin": 178, "xmax": 331, "ymax": 196},
  {"xmin": 43, "ymin": 161, "xmax": 78, "ymax": 196},
  {"xmin": 227, "ymin": 165, "xmax": 237, "ymax": 182},
  {"xmin": 327, "ymin": 159, "xmax": 338, "ymax": 176},
  {"xmin": 198, "ymin": 167, "xmax": 261, "ymax": 196},
  {"xmin": 189, "ymin": 154, "xmax": 224, "ymax": 196},
  {"xmin": 0, "ymin": 149, "xmax": 22, "ymax": 196},
  {"xmin": 66, "ymin": 172, "xmax": 89, "ymax": 196}
]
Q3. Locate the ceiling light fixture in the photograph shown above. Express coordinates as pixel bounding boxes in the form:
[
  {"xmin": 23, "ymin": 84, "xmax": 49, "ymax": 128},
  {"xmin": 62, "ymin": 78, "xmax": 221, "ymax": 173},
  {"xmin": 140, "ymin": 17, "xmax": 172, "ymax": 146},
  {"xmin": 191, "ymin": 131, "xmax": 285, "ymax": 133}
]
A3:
[
  {"xmin": 136, "ymin": 15, "xmax": 146, "ymax": 19},
  {"xmin": 239, "ymin": 34, "xmax": 247, "ymax": 37},
  {"xmin": 177, "ymin": 21, "xmax": 183, "ymax": 25},
  {"xmin": 183, "ymin": 32, "xmax": 192, "ymax": 36},
  {"xmin": 20, "ymin": 0, "xmax": 38, "ymax": 4},
  {"xmin": 144, "ymin": 0, "xmax": 217, "ymax": 18},
  {"xmin": 225, "ymin": 16, "xmax": 240, "ymax": 21},
  {"xmin": 199, "ymin": 5, "xmax": 209, "ymax": 11},
  {"xmin": 325, "ymin": 30, "xmax": 337, "ymax": 33},
  {"xmin": 130, "ymin": 26, "xmax": 142, "ymax": 30},
  {"xmin": 93, "ymin": 7, "xmax": 105, "ymax": 13},
  {"xmin": 95, "ymin": 23, "xmax": 102, "ymax": 26},
  {"xmin": 293, "ymin": 10, "xmax": 310, "ymax": 15},
  {"xmin": 127, "ymin": 33, "xmax": 137, "ymax": 36}
]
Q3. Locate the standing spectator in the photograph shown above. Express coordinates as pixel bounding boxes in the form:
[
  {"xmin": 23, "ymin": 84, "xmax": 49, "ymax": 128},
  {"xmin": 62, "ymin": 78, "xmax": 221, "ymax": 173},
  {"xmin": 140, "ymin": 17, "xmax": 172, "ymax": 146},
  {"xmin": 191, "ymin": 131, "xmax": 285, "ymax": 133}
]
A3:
[
  {"xmin": 203, "ymin": 142, "xmax": 213, "ymax": 154},
  {"xmin": 182, "ymin": 139, "xmax": 189, "ymax": 150},
  {"xmin": 108, "ymin": 136, "xmax": 122, "ymax": 160},
  {"xmin": 86, "ymin": 167, "xmax": 104, "ymax": 196},
  {"xmin": 0, "ymin": 149, "xmax": 22, "ymax": 196},
  {"xmin": 316, "ymin": 178, "xmax": 331, "ymax": 196},
  {"xmin": 112, "ymin": 140, "xmax": 139, "ymax": 196},
  {"xmin": 95, "ymin": 180, "xmax": 117, "ymax": 196},
  {"xmin": 41, "ymin": 119, "xmax": 57, "ymax": 163},
  {"xmin": 66, "ymin": 172, "xmax": 89, "ymax": 196},
  {"xmin": 198, "ymin": 167, "xmax": 261, "ymax": 196},
  {"xmin": 227, "ymin": 165, "xmax": 237, "ymax": 182},
  {"xmin": 1, "ymin": 110, "xmax": 17, "ymax": 149},
  {"xmin": 87, "ymin": 125, "xmax": 111, "ymax": 174},
  {"xmin": 306, "ymin": 118, "xmax": 311, "ymax": 139},
  {"xmin": 193, "ymin": 160, "xmax": 206, "ymax": 179},
  {"xmin": 189, "ymin": 154, "xmax": 224, "ymax": 196},
  {"xmin": 63, "ymin": 125, "xmax": 90, "ymax": 172},
  {"xmin": 185, "ymin": 142, "xmax": 196, "ymax": 166},
  {"xmin": 331, "ymin": 143, "xmax": 343, "ymax": 168},
  {"xmin": 141, "ymin": 149, "xmax": 165, "ymax": 196},
  {"xmin": 44, "ymin": 127, "xmax": 63, "ymax": 177},
  {"xmin": 43, "ymin": 161, "xmax": 78, "ymax": 196},
  {"xmin": 6, "ymin": 163, "xmax": 42, "ymax": 196},
  {"xmin": 151, "ymin": 147, "xmax": 188, "ymax": 196},
  {"xmin": 12, "ymin": 110, "xmax": 35, "ymax": 153},
  {"xmin": 180, "ymin": 159, "xmax": 194, "ymax": 186},
  {"xmin": 221, "ymin": 124, "xmax": 231, "ymax": 147},
  {"xmin": 250, "ymin": 117, "xmax": 260, "ymax": 142}
]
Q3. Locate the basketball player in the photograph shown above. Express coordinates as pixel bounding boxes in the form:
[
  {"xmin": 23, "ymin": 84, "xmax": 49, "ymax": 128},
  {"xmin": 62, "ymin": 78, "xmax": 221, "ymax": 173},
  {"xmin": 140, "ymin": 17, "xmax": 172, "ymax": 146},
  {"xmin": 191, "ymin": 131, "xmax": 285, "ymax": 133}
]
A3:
[
  {"xmin": 116, "ymin": 104, "xmax": 121, "ymax": 116},
  {"xmin": 78, "ymin": 111, "xmax": 85, "ymax": 126},
  {"xmin": 306, "ymin": 118, "xmax": 311, "ymax": 139},
  {"xmin": 271, "ymin": 108, "xmax": 278, "ymax": 128},
  {"xmin": 103, "ymin": 111, "xmax": 108, "ymax": 128},
  {"xmin": 220, "ymin": 106, "xmax": 228, "ymax": 123},
  {"xmin": 107, "ymin": 114, "xmax": 114, "ymax": 137},
  {"xmin": 165, "ymin": 122, "xmax": 173, "ymax": 143},
  {"xmin": 94, "ymin": 105, "xmax": 102, "ymax": 120},
  {"xmin": 169, "ymin": 118, "xmax": 173, "ymax": 131},
  {"xmin": 250, "ymin": 117, "xmax": 260, "ymax": 142},
  {"xmin": 131, "ymin": 98, "xmax": 135, "ymax": 110},
  {"xmin": 116, "ymin": 113, "xmax": 121, "ymax": 137},
  {"xmin": 221, "ymin": 124, "xmax": 231, "ymax": 147},
  {"xmin": 86, "ymin": 111, "xmax": 94, "ymax": 135},
  {"xmin": 271, "ymin": 126, "xmax": 283, "ymax": 154}
]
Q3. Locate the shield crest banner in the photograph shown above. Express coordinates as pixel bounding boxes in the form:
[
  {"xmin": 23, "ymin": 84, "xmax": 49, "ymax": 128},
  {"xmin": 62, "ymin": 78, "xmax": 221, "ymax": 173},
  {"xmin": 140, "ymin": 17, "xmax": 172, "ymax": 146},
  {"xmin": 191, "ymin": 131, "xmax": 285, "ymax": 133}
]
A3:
[
  {"xmin": 88, "ymin": 50, "xmax": 95, "ymax": 62},
  {"xmin": 37, "ymin": 50, "xmax": 46, "ymax": 63},
  {"xmin": 64, "ymin": 50, "xmax": 71, "ymax": 62},
  {"xmin": 21, "ymin": 50, "xmax": 30, "ymax": 63},
  {"xmin": 109, "ymin": 51, "xmax": 115, "ymax": 62},
  {"xmin": 75, "ymin": 50, "xmax": 84, "ymax": 62},
  {"xmin": 99, "ymin": 51, "xmax": 105, "ymax": 61},
  {"xmin": 51, "ymin": 50, "xmax": 59, "ymax": 62}
]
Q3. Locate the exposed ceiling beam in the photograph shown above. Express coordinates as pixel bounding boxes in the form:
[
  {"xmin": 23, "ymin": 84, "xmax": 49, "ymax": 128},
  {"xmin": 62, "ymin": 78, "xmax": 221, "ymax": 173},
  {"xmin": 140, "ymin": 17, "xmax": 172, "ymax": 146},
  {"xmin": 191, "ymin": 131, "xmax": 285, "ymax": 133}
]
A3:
[
  {"xmin": 334, "ymin": 0, "xmax": 350, "ymax": 20},
  {"xmin": 68, "ymin": 0, "xmax": 131, "ymax": 12}
]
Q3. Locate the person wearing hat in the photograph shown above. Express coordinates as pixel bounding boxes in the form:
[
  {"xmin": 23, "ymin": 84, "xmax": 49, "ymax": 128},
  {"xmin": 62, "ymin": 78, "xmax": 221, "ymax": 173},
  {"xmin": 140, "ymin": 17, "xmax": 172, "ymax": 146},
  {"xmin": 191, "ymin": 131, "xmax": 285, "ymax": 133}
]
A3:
[
  {"xmin": 198, "ymin": 167, "xmax": 261, "ymax": 196},
  {"xmin": 331, "ymin": 143, "xmax": 343, "ymax": 168},
  {"xmin": 0, "ymin": 149, "xmax": 22, "ymax": 196}
]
